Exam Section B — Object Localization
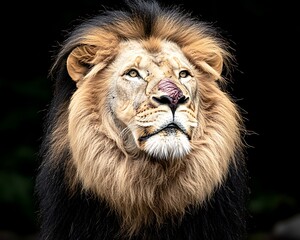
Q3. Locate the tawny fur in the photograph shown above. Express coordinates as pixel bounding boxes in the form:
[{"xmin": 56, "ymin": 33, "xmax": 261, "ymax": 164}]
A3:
[{"xmin": 44, "ymin": 1, "xmax": 246, "ymax": 237}]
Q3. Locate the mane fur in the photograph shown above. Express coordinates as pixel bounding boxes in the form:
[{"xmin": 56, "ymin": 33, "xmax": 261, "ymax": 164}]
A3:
[{"xmin": 36, "ymin": 0, "xmax": 249, "ymax": 239}]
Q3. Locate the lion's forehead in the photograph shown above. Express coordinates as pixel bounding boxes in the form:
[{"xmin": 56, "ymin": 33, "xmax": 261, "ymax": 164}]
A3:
[{"xmin": 117, "ymin": 40, "xmax": 193, "ymax": 76}]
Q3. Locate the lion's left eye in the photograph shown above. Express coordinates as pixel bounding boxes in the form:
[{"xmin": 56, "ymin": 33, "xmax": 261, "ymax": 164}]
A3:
[
  {"xmin": 126, "ymin": 69, "xmax": 140, "ymax": 78},
  {"xmin": 179, "ymin": 70, "xmax": 191, "ymax": 78}
]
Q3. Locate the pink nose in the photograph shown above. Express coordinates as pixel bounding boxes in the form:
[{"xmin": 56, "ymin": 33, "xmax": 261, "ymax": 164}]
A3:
[{"xmin": 158, "ymin": 79, "xmax": 183, "ymax": 105}]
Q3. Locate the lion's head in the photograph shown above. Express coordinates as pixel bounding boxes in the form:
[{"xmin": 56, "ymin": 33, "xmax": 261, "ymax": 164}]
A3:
[{"xmin": 48, "ymin": 0, "xmax": 245, "ymax": 236}]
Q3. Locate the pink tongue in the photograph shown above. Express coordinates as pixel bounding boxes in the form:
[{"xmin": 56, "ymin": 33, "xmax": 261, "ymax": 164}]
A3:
[{"xmin": 158, "ymin": 79, "xmax": 183, "ymax": 104}]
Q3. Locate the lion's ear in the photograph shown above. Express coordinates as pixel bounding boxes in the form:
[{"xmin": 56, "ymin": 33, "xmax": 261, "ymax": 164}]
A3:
[
  {"xmin": 199, "ymin": 51, "xmax": 224, "ymax": 78},
  {"xmin": 182, "ymin": 40, "xmax": 231, "ymax": 81},
  {"xmin": 67, "ymin": 45, "xmax": 96, "ymax": 82}
]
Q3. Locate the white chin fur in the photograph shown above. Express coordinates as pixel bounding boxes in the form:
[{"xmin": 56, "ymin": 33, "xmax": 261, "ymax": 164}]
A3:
[{"xmin": 144, "ymin": 133, "xmax": 191, "ymax": 160}]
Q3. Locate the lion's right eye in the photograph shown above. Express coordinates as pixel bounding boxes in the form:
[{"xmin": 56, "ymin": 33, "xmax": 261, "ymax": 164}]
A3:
[{"xmin": 126, "ymin": 69, "xmax": 140, "ymax": 78}]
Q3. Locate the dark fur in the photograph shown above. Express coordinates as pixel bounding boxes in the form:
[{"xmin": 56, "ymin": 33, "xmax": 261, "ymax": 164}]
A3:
[
  {"xmin": 35, "ymin": 1, "xmax": 250, "ymax": 239},
  {"xmin": 36, "ymin": 152, "xmax": 249, "ymax": 240}
]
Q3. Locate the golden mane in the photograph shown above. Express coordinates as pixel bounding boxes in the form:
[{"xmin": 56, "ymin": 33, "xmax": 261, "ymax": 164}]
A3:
[{"xmin": 46, "ymin": 1, "xmax": 246, "ymax": 237}]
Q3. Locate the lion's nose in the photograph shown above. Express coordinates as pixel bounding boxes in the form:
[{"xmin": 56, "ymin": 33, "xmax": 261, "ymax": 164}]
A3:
[
  {"xmin": 152, "ymin": 79, "xmax": 189, "ymax": 113},
  {"xmin": 152, "ymin": 95, "xmax": 189, "ymax": 113}
]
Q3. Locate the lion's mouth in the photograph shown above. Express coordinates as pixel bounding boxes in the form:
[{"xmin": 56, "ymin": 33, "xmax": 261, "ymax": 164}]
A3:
[{"xmin": 138, "ymin": 123, "xmax": 190, "ymax": 142}]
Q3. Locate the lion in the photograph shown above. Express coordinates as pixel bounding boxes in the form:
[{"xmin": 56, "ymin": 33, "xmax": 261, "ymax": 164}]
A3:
[{"xmin": 35, "ymin": 0, "xmax": 249, "ymax": 239}]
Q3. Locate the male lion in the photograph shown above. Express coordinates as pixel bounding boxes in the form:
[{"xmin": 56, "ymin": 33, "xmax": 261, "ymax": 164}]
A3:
[{"xmin": 35, "ymin": 0, "xmax": 249, "ymax": 239}]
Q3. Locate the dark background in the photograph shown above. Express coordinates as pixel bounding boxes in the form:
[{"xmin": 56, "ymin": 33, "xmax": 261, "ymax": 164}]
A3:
[{"xmin": 0, "ymin": 0, "xmax": 298, "ymax": 239}]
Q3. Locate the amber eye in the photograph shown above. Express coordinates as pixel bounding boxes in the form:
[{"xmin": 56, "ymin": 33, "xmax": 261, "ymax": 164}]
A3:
[
  {"xmin": 179, "ymin": 70, "xmax": 190, "ymax": 78},
  {"xmin": 126, "ymin": 69, "xmax": 140, "ymax": 78}
]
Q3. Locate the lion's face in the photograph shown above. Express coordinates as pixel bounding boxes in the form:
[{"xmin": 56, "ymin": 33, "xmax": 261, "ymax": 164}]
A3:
[{"xmin": 107, "ymin": 40, "xmax": 198, "ymax": 159}]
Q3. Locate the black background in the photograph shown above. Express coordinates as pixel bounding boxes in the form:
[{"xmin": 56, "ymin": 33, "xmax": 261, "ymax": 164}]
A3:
[{"xmin": 0, "ymin": 0, "xmax": 298, "ymax": 239}]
